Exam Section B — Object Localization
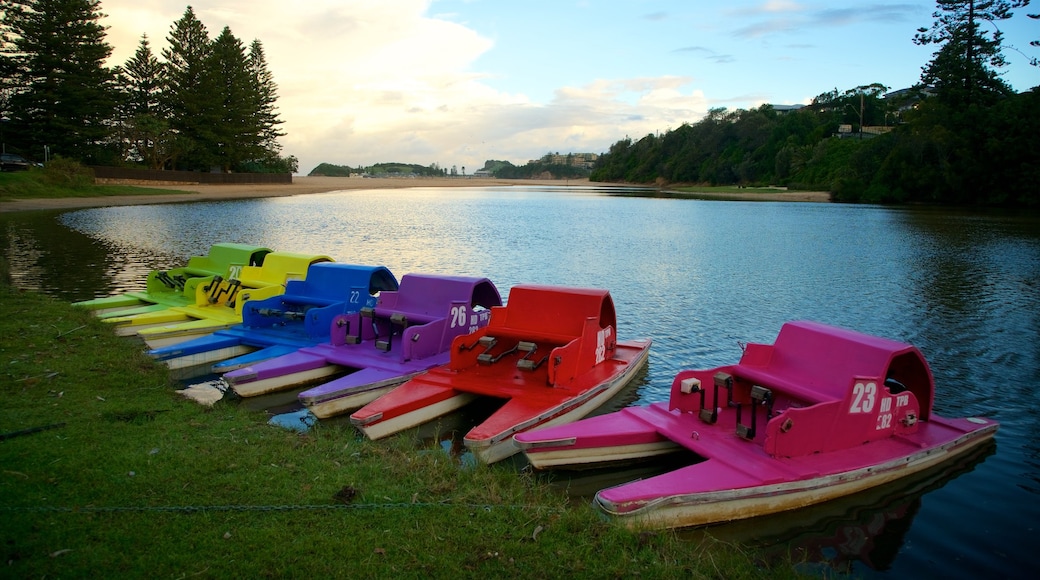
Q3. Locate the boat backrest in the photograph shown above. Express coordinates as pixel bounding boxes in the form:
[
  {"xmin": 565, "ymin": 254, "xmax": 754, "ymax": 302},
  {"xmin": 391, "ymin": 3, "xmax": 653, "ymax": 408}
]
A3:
[
  {"xmin": 185, "ymin": 243, "xmax": 271, "ymax": 276},
  {"xmin": 376, "ymin": 274, "xmax": 501, "ymax": 323},
  {"xmin": 486, "ymin": 285, "xmax": 616, "ymax": 344},
  {"xmin": 730, "ymin": 320, "xmax": 934, "ymax": 419},
  {"xmin": 237, "ymin": 252, "xmax": 332, "ymax": 287},
  {"xmin": 284, "ymin": 263, "xmax": 398, "ymax": 304}
]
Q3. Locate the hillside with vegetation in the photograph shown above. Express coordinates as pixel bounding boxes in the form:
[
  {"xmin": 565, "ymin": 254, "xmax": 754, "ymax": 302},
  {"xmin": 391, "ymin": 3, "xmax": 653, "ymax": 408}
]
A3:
[
  {"xmin": 309, "ymin": 162, "xmax": 447, "ymax": 177},
  {"xmin": 591, "ymin": 2, "xmax": 1039, "ymax": 207}
]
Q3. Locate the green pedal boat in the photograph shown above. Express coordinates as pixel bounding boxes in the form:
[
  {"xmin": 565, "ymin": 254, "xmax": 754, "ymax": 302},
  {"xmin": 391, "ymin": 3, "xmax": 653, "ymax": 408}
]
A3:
[{"xmin": 73, "ymin": 243, "xmax": 272, "ymax": 319}]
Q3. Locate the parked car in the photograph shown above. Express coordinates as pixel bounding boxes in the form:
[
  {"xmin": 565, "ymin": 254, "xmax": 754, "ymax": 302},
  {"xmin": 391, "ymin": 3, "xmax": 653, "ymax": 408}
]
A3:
[{"xmin": 1, "ymin": 153, "xmax": 32, "ymax": 172}]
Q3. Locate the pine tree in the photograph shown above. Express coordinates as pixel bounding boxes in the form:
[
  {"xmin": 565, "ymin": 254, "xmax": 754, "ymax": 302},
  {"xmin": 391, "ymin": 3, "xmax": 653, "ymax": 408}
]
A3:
[
  {"xmin": 2, "ymin": 0, "xmax": 116, "ymax": 162},
  {"xmin": 247, "ymin": 39, "xmax": 285, "ymax": 160},
  {"xmin": 205, "ymin": 26, "xmax": 255, "ymax": 172},
  {"xmin": 120, "ymin": 34, "xmax": 165, "ymax": 116},
  {"xmin": 914, "ymin": 0, "xmax": 1028, "ymax": 105},
  {"xmin": 162, "ymin": 6, "xmax": 215, "ymax": 170},
  {"xmin": 116, "ymin": 34, "xmax": 171, "ymax": 169}
]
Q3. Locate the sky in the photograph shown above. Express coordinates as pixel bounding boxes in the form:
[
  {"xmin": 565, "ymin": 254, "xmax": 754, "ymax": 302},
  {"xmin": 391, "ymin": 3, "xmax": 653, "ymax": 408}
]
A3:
[{"xmin": 98, "ymin": 1, "xmax": 1040, "ymax": 175}]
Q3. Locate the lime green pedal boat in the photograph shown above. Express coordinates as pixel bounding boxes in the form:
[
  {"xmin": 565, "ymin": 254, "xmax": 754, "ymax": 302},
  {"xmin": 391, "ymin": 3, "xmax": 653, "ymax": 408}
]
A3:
[
  {"xmin": 73, "ymin": 243, "xmax": 273, "ymax": 319},
  {"xmin": 108, "ymin": 251, "xmax": 333, "ymax": 349}
]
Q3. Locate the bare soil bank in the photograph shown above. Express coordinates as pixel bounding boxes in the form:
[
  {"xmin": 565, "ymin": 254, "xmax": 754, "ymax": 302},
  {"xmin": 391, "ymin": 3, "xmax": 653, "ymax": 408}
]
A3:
[{"xmin": 0, "ymin": 176, "xmax": 830, "ymax": 212}]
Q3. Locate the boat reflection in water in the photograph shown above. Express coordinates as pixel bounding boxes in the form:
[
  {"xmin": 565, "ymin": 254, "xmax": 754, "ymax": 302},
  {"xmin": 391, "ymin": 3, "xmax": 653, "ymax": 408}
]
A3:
[
  {"xmin": 688, "ymin": 439, "xmax": 995, "ymax": 574},
  {"xmin": 536, "ymin": 438, "xmax": 993, "ymax": 573}
]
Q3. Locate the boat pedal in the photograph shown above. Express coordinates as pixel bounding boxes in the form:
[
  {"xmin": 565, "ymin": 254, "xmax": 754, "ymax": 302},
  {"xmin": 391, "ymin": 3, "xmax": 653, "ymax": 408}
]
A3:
[
  {"xmin": 699, "ymin": 372, "xmax": 733, "ymax": 424},
  {"xmin": 516, "ymin": 342, "xmax": 547, "ymax": 371},
  {"xmin": 478, "ymin": 341, "xmax": 519, "ymax": 365},
  {"xmin": 476, "ymin": 336, "xmax": 498, "ymax": 363},
  {"xmin": 203, "ymin": 275, "xmax": 223, "ymax": 295},
  {"xmin": 336, "ymin": 318, "xmax": 361, "ymax": 344},
  {"xmin": 389, "ymin": 313, "xmax": 407, "ymax": 325},
  {"xmin": 735, "ymin": 385, "xmax": 772, "ymax": 440},
  {"xmin": 375, "ymin": 340, "xmax": 391, "ymax": 352},
  {"xmin": 360, "ymin": 307, "xmax": 375, "ymax": 318},
  {"xmin": 157, "ymin": 271, "xmax": 178, "ymax": 289}
]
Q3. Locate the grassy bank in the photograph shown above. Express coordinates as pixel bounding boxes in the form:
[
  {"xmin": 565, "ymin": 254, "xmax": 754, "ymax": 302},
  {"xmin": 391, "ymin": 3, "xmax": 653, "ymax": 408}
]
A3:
[
  {"xmin": 0, "ymin": 259, "xmax": 801, "ymax": 578},
  {"xmin": 0, "ymin": 165, "xmax": 182, "ymax": 201}
]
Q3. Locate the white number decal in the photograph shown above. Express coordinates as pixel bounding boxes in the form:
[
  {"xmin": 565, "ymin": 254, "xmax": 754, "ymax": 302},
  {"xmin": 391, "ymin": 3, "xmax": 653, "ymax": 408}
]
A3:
[
  {"xmin": 228, "ymin": 265, "xmax": 242, "ymax": 280},
  {"xmin": 876, "ymin": 413, "xmax": 892, "ymax": 430},
  {"xmin": 594, "ymin": 327, "xmax": 613, "ymax": 364},
  {"xmin": 450, "ymin": 305, "xmax": 467, "ymax": 328},
  {"xmin": 349, "ymin": 290, "xmax": 360, "ymax": 304},
  {"xmin": 850, "ymin": 382, "xmax": 877, "ymax": 414}
]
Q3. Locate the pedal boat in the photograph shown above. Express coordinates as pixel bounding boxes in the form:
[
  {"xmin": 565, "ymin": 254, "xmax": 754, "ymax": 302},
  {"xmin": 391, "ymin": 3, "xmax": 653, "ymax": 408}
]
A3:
[
  {"xmin": 514, "ymin": 320, "xmax": 998, "ymax": 529},
  {"xmin": 147, "ymin": 263, "xmax": 399, "ymax": 378},
  {"xmin": 73, "ymin": 243, "xmax": 272, "ymax": 318},
  {"xmin": 105, "ymin": 252, "xmax": 332, "ymax": 348},
  {"xmin": 221, "ymin": 274, "xmax": 502, "ymax": 414},
  {"xmin": 350, "ymin": 285, "xmax": 652, "ymax": 464}
]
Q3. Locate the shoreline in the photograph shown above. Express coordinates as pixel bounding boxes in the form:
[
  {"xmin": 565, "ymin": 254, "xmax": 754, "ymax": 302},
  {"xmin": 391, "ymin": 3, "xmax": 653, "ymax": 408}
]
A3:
[{"xmin": 0, "ymin": 176, "xmax": 831, "ymax": 212}]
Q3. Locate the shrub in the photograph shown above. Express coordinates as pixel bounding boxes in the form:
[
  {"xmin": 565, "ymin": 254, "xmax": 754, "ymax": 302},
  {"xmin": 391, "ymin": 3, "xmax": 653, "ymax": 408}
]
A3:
[{"xmin": 41, "ymin": 157, "xmax": 96, "ymax": 189}]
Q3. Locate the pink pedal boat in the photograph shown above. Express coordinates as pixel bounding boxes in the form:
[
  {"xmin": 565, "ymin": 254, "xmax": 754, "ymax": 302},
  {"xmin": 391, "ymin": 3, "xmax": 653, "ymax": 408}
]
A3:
[
  {"xmin": 221, "ymin": 274, "xmax": 502, "ymax": 415},
  {"xmin": 515, "ymin": 320, "xmax": 998, "ymax": 529},
  {"xmin": 350, "ymin": 285, "xmax": 652, "ymax": 465}
]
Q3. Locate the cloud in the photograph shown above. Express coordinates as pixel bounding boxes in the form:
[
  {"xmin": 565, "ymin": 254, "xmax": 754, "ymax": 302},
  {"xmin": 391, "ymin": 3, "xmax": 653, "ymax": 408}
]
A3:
[
  {"xmin": 672, "ymin": 46, "xmax": 736, "ymax": 64},
  {"xmin": 731, "ymin": 2, "xmax": 922, "ymax": 38},
  {"xmin": 99, "ymin": 1, "xmax": 722, "ymax": 173}
]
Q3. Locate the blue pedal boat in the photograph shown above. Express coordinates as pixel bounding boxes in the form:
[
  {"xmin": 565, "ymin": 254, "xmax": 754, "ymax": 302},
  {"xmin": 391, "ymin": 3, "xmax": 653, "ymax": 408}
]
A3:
[{"xmin": 149, "ymin": 263, "xmax": 399, "ymax": 379}]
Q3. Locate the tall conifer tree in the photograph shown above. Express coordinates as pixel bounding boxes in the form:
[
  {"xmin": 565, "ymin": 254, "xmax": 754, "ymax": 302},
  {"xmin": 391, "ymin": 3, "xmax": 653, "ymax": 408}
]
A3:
[
  {"xmin": 247, "ymin": 40, "xmax": 285, "ymax": 158},
  {"xmin": 162, "ymin": 6, "xmax": 214, "ymax": 170},
  {"xmin": 2, "ymin": 0, "xmax": 116, "ymax": 162},
  {"xmin": 914, "ymin": 0, "xmax": 1028, "ymax": 105},
  {"xmin": 116, "ymin": 34, "xmax": 170, "ymax": 169},
  {"xmin": 205, "ymin": 26, "xmax": 254, "ymax": 172}
]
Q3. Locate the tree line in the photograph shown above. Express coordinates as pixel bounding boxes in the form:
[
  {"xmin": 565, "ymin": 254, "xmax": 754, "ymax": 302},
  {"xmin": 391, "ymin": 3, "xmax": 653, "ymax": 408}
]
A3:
[
  {"xmin": 591, "ymin": 0, "xmax": 1039, "ymax": 206},
  {"xmin": 310, "ymin": 162, "xmax": 448, "ymax": 177},
  {"xmin": 0, "ymin": 1, "xmax": 295, "ymax": 173}
]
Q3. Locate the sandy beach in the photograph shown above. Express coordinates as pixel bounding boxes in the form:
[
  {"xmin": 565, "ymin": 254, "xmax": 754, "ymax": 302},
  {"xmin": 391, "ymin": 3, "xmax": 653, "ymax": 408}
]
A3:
[{"xmin": 0, "ymin": 176, "xmax": 830, "ymax": 212}]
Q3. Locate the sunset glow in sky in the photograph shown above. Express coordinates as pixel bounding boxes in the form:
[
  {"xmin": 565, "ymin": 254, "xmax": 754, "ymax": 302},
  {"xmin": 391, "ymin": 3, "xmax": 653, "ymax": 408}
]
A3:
[{"xmin": 99, "ymin": 1, "xmax": 1040, "ymax": 174}]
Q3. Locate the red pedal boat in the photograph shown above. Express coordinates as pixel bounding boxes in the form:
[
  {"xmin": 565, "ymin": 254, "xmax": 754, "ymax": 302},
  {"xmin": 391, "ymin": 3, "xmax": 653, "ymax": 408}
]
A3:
[
  {"xmin": 515, "ymin": 321, "xmax": 997, "ymax": 529},
  {"xmin": 350, "ymin": 285, "xmax": 652, "ymax": 464}
]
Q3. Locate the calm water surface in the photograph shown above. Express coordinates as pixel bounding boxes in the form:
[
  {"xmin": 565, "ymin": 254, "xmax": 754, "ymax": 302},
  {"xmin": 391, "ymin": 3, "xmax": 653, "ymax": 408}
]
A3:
[{"xmin": 3, "ymin": 185, "xmax": 1038, "ymax": 577}]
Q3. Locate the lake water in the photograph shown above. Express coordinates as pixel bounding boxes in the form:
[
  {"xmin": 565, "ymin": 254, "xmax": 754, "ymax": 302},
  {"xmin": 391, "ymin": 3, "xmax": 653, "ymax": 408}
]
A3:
[{"xmin": 3, "ymin": 185, "xmax": 1038, "ymax": 577}]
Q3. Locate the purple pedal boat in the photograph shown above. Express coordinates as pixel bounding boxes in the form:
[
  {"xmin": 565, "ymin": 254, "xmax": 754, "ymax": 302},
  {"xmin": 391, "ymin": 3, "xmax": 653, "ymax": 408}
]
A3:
[
  {"xmin": 515, "ymin": 321, "xmax": 998, "ymax": 529},
  {"xmin": 222, "ymin": 273, "xmax": 502, "ymax": 418}
]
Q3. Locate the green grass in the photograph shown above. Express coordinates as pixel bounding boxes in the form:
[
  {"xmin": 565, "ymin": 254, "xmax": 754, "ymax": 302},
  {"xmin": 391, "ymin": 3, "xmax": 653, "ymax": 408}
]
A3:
[
  {"xmin": 0, "ymin": 259, "xmax": 805, "ymax": 578},
  {"xmin": 0, "ymin": 167, "xmax": 185, "ymax": 201}
]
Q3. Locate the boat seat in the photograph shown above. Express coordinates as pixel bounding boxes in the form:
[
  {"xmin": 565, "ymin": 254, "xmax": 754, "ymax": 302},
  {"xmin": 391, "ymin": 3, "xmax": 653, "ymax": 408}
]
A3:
[
  {"xmin": 359, "ymin": 308, "xmax": 427, "ymax": 352},
  {"xmin": 251, "ymin": 307, "xmax": 308, "ymax": 321},
  {"xmin": 730, "ymin": 366, "xmax": 835, "ymax": 407}
]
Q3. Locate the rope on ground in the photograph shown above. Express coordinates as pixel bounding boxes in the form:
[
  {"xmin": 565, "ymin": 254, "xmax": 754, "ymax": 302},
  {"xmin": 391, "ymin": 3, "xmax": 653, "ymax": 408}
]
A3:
[{"xmin": 0, "ymin": 502, "xmax": 561, "ymax": 514}]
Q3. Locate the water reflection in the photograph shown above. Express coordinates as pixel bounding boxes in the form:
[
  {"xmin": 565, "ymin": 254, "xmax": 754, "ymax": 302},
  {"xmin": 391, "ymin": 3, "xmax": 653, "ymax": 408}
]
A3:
[{"xmin": 692, "ymin": 441, "xmax": 998, "ymax": 576}]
